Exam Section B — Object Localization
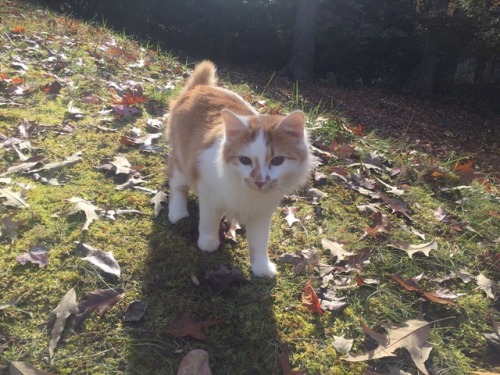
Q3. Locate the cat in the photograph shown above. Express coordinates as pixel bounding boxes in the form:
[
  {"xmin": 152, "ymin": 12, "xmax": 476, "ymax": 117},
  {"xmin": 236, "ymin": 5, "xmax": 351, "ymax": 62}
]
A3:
[{"xmin": 166, "ymin": 60, "xmax": 313, "ymax": 277}]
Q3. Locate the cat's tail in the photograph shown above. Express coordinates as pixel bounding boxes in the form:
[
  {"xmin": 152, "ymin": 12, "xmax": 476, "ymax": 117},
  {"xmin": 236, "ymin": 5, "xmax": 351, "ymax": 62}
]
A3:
[{"xmin": 182, "ymin": 60, "xmax": 217, "ymax": 93}]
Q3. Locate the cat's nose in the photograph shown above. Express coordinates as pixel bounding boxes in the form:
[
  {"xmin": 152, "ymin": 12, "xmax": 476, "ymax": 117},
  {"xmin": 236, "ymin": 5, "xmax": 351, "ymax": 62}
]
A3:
[{"xmin": 254, "ymin": 181, "xmax": 266, "ymax": 189}]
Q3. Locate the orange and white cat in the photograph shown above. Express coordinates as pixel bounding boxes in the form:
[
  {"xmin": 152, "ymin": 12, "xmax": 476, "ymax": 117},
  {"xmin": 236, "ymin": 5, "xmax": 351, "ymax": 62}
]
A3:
[{"xmin": 166, "ymin": 60, "xmax": 312, "ymax": 277}]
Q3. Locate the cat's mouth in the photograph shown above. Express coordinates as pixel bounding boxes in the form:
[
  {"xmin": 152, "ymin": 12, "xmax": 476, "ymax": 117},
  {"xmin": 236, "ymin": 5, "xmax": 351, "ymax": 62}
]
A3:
[{"xmin": 245, "ymin": 178, "xmax": 277, "ymax": 192}]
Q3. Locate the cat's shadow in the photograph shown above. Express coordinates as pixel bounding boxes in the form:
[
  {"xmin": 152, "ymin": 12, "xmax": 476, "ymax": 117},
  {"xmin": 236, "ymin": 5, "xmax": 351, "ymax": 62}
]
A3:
[{"xmin": 128, "ymin": 196, "xmax": 279, "ymax": 375}]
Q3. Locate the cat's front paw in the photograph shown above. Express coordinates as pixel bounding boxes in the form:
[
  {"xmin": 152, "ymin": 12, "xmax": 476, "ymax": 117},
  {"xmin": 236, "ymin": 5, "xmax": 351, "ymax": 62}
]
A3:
[
  {"xmin": 168, "ymin": 208, "xmax": 189, "ymax": 224},
  {"xmin": 198, "ymin": 236, "xmax": 220, "ymax": 252},
  {"xmin": 251, "ymin": 261, "xmax": 277, "ymax": 278}
]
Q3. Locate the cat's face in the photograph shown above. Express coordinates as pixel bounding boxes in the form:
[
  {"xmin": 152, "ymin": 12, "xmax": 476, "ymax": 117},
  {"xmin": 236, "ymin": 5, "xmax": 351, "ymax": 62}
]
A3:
[{"xmin": 222, "ymin": 110, "xmax": 310, "ymax": 193}]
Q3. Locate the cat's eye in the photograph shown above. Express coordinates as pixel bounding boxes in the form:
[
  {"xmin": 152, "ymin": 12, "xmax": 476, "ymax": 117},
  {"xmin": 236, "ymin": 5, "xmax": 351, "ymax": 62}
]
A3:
[
  {"xmin": 270, "ymin": 156, "xmax": 285, "ymax": 166},
  {"xmin": 239, "ymin": 156, "xmax": 252, "ymax": 165}
]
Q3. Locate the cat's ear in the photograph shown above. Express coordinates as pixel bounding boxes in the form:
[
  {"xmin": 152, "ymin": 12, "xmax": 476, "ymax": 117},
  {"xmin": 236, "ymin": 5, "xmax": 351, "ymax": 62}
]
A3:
[
  {"xmin": 222, "ymin": 109, "xmax": 248, "ymax": 139},
  {"xmin": 276, "ymin": 111, "xmax": 305, "ymax": 139}
]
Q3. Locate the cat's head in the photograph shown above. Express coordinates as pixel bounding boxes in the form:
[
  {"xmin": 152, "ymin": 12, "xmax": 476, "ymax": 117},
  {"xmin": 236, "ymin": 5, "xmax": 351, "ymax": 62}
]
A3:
[{"xmin": 221, "ymin": 110, "xmax": 312, "ymax": 193}]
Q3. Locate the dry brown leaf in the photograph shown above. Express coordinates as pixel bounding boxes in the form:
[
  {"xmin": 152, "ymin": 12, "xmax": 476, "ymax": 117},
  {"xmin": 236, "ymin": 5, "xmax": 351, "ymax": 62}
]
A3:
[
  {"xmin": 388, "ymin": 240, "xmax": 438, "ymax": 258},
  {"xmin": 177, "ymin": 349, "xmax": 212, "ymax": 375},
  {"xmin": 279, "ymin": 345, "xmax": 306, "ymax": 375},
  {"xmin": 321, "ymin": 239, "xmax": 354, "ymax": 261},
  {"xmin": 344, "ymin": 319, "xmax": 434, "ymax": 375},
  {"xmin": 48, "ymin": 288, "xmax": 79, "ymax": 360},
  {"xmin": 476, "ymin": 273, "xmax": 495, "ymax": 299},
  {"xmin": 362, "ymin": 211, "xmax": 390, "ymax": 238},
  {"xmin": 166, "ymin": 309, "xmax": 225, "ymax": 340}
]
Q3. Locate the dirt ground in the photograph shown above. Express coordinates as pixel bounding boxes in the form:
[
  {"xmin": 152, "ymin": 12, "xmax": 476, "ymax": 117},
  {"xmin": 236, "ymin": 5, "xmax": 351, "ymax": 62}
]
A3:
[{"xmin": 221, "ymin": 64, "xmax": 499, "ymax": 182}]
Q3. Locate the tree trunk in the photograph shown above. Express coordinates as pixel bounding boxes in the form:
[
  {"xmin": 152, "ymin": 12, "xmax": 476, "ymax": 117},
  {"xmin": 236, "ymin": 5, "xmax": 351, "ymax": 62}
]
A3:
[
  {"xmin": 286, "ymin": 0, "xmax": 321, "ymax": 81},
  {"xmin": 413, "ymin": 25, "xmax": 438, "ymax": 94},
  {"xmin": 410, "ymin": 0, "xmax": 450, "ymax": 95}
]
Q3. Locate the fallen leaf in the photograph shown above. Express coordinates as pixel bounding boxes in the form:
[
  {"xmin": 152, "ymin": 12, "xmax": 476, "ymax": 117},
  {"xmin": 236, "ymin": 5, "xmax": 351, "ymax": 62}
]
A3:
[
  {"xmin": 283, "ymin": 206, "xmax": 300, "ymax": 227},
  {"xmin": 476, "ymin": 273, "xmax": 495, "ymax": 299},
  {"xmin": 318, "ymin": 289, "xmax": 348, "ymax": 313},
  {"xmin": 344, "ymin": 319, "xmax": 435, "ymax": 375},
  {"xmin": 357, "ymin": 203, "xmax": 381, "ymax": 213},
  {"xmin": 223, "ymin": 218, "xmax": 241, "ymax": 243},
  {"xmin": 78, "ymin": 242, "xmax": 121, "ymax": 277},
  {"xmin": 302, "ymin": 280, "xmax": 324, "ymax": 315},
  {"xmin": 453, "ymin": 160, "xmax": 475, "ymax": 184},
  {"xmin": 434, "ymin": 207, "xmax": 468, "ymax": 231},
  {"xmin": 431, "ymin": 269, "xmax": 474, "ymax": 284},
  {"xmin": 204, "ymin": 265, "xmax": 248, "ymax": 294},
  {"xmin": 307, "ymin": 187, "xmax": 328, "ymax": 200},
  {"xmin": 30, "ymin": 152, "xmax": 83, "ymax": 174},
  {"xmin": 313, "ymin": 171, "xmax": 328, "ymax": 184},
  {"xmin": 379, "ymin": 193, "xmax": 412, "ymax": 220},
  {"xmin": 9, "ymin": 361, "xmax": 52, "ymax": 375},
  {"xmin": 11, "ymin": 25, "xmax": 26, "ymax": 33},
  {"xmin": 342, "ymin": 123, "xmax": 366, "ymax": 137},
  {"xmin": 65, "ymin": 197, "xmax": 102, "ymax": 231},
  {"xmin": 124, "ymin": 300, "xmax": 148, "ymax": 322},
  {"xmin": 389, "ymin": 274, "xmax": 457, "ymax": 305},
  {"xmin": 48, "ymin": 288, "xmax": 79, "ymax": 360},
  {"xmin": 388, "ymin": 240, "xmax": 438, "ymax": 258},
  {"xmin": 332, "ymin": 335, "xmax": 354, "ymax": 355},
  {"xmin": 95, "ymin": 155, "xmax": 132, "ymax": 175},
  {"xmin": 166, "ymin": 309, "xmax": 225, "ymax": 340},
  {"xmin": 104, "ymin": 208, "xmax": 147, "ymax": 221},
  {"xmin": 75, "ymin": 288, "xmax": 125, "ymax": 328},
  {"xmin": 277, "ymin": 248, "xmax": 319, "ymax": 275},
  {"xmin": 0, "ymin": 188, "xmax": 29, "ymax": 208},
  {"xmin": 113, "ymin": 105, "xmax": 140, "ymax": 117},
  {"xmin": 0, "ymin": 155, "xmax": 46, "ymax": 176},
  {"xmin": 1, "ymin": 214, "xmax": 25, "ymax": 243},
  {"xmin": 16, "ymin": 246, "xmax": 49, "ymax": 268},
  {"xmin": 150, "ymin": 190, "xmax": 167, "ymax": 218},
  {"xmin": 279, "ymin": 345, "xmax": 306, "ymax": 375},
  {"xmin": 483, "ymin": 320, "xmax": 500, "ymax": 354},
  {"xmin": 17, "ymin": 118, "xmax": 38, "ymax": 139},
  {"xmin": 40, "ymin": 80, "xmax": 62, "ymax": 95},
  {"xmin": 362, "ymin": 211, "xmax": 390, "ymax": 239},
  {"xmin": 177, "ymin": 349, "xmax": 212, "ymax": 375},
  {"xmin": 110, "ymin": 85, "xmax": 147, "ymax": 106},
  {"xmin": 67, "ymin": 101, "xmax": 85, "ymax": 119},
  {"xmin": 115, "ymin": 173, "xmax": 147, "ymax": 190},
  {"xmin": 330, "ymin": 141, "xmax": 356, "ymax": 158},
  {"xmin": 344, "ymin": 247, "xmax": 373, "ymax": 271},
  {"xmin": 321, "ymin": 239, "xmax": 355, "ymax": 262}
]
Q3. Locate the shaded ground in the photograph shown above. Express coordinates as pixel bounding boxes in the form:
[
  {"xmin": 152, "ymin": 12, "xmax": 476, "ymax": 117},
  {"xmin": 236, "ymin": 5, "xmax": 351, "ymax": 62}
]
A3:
[{"xmin": 220, "ymin": 65, "xmax": 499, "ymax": 181}]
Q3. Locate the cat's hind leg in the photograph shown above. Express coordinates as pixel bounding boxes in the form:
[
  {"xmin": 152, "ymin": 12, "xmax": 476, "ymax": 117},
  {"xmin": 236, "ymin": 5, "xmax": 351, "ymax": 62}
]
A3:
[{"xmin": 168, "ymin": 167, "xmax": 190, "ymax": 223}]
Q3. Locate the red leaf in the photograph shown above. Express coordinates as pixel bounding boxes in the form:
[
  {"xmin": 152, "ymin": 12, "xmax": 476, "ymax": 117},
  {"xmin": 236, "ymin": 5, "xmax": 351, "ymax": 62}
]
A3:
[
  {"xmin": 12, "ymin": 25, "xmax": 25, "ymax": 33},
  {"xmin": 389, "ymin": 274, "xmax": 456, "ymax": 305},
  {"xmin": 302, "ymin": 280, "xmax": 324, "ymax": 315},
  {"xmin": 166, "ymin": 309, "xmax": 225, "ymax": 341},
  {"xmin": 40, "ymin": 80, "xmax": 62, "ymax": 94}
]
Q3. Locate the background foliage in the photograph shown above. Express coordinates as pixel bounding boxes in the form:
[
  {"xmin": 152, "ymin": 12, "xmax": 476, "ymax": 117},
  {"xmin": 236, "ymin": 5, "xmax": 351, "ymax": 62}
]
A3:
[{"xmin": 37, "ymin": 0, "xmax": 500, "ymax": 101}]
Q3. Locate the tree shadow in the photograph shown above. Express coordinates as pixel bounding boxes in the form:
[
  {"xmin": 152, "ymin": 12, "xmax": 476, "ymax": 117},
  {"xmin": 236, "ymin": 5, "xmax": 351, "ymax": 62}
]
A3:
[{"xmin": 127, "ymin": 195, "xmax": 279, "ymax": 375}]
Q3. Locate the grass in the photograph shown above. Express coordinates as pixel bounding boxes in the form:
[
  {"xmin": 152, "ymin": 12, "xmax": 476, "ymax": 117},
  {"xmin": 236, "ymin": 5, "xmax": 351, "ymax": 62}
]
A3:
[{"xmin": 1, "ymin": 1, "xmax": 499, "ymax": 374}]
